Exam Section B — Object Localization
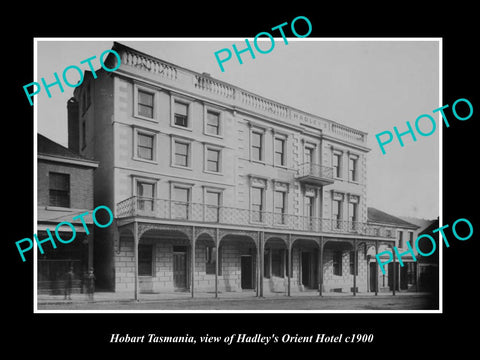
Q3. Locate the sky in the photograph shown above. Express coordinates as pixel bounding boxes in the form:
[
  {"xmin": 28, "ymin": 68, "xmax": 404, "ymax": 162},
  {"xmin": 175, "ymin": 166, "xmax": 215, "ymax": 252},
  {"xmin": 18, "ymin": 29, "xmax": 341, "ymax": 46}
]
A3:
[{"xmin": 35, "ymin": 38, "xmax": 440, "ymax": 220}]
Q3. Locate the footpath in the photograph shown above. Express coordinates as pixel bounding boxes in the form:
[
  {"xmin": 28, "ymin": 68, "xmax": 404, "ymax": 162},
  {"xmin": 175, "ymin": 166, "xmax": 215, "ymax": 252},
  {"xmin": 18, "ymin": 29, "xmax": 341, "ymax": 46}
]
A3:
[{"xmin": 37, "ymin": 290, "xmax": 431, "ymax": 306}]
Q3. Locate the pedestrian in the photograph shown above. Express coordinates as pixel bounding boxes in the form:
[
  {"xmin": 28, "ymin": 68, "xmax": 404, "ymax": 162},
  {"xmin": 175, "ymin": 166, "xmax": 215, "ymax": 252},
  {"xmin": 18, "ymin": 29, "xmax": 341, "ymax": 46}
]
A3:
[
  {"xmin": 86, "ymin": 267, "xmax": 96, "ymax": 302},
  {"xmin": 64, "ymin": 265, "xmax": 74, "ymax": 300}
]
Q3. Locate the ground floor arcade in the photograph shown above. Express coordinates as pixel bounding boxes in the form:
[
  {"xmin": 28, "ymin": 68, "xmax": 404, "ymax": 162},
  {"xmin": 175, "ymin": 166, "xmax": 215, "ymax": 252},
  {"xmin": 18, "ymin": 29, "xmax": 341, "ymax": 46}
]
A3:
[{"xmin": 109, "ymin": 221, "xmax": 413, "ymax": 299}]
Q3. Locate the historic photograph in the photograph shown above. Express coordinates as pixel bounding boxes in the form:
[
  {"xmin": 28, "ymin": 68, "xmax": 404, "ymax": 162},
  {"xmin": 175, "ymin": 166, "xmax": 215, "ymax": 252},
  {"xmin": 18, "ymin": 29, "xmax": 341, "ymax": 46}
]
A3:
[{"xmin": 34, "ymin": 39, "xmax": 440, "ymax": 311}]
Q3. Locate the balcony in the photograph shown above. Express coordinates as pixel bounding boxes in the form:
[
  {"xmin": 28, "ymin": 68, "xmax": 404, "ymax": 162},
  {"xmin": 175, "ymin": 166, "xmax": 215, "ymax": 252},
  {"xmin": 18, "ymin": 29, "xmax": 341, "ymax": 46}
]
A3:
[
  {"xmin": 296, "ymin": 163, "xmax": 335, "ymax": 186},
  {"xmin": 117, "ymin": 197, "xmax": 394, "ymax": 239}
]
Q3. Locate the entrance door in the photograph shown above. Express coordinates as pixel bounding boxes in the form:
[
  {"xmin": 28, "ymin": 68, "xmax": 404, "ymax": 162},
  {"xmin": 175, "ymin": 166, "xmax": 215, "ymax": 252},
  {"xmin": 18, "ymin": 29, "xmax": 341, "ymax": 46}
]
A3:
[
  {"xmin": 173, "ymin": 251, "xmax": 187, "ymax": 290},
  {"xmin": 301, "ymin": 252, "xmax": 312, "ymax": 287},
  {"xmin": 369, "ymin": 262, "xmax": 377, "ymax": 292},
  {"xmin": 241, "ymin": 255, "xmax": 253, "ymax": 289}
]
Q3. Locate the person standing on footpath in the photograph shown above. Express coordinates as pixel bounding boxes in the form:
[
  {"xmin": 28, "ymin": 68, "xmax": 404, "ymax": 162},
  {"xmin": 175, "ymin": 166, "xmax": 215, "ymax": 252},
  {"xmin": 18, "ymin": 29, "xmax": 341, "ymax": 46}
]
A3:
[
  {"xmin": 86, "ymin": 267, "xmax": 96, "ymax": 302},
  {"xmin": 64, "ymin": 265, "xmax": 74, "ymax": 300}
]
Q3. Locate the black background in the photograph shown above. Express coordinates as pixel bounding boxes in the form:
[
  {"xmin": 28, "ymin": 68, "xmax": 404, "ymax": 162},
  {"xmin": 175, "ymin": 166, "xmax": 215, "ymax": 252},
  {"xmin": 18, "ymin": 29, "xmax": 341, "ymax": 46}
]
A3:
[{"xmin": 6, "ymin": 4, "xmax": 478, "ymax": 356}]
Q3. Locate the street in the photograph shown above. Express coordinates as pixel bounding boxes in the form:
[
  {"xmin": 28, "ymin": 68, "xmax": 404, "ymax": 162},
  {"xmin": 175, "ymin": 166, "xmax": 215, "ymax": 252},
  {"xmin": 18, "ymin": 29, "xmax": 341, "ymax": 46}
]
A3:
[{"xmin": 37, "ymin": 293, "xmax": 438, "ymax": 311}]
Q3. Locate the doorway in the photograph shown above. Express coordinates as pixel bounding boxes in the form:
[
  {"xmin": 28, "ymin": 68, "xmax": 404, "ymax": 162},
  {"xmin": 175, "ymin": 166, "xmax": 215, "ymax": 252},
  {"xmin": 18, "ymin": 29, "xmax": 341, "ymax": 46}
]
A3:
[
  {"xmin": 301, "ymin": 251, "xmax": 312, "ymax": 287},
  {"xmin": 241, "ymin": 255, "xmax": 253, "ymax": 289},
  {"xmin": 369, "ymin": 262, "xmax": 377, "ymax": 292},
  {"xmin": 173, "ymin": 246, "xmax": 187, "ymax": 290}
]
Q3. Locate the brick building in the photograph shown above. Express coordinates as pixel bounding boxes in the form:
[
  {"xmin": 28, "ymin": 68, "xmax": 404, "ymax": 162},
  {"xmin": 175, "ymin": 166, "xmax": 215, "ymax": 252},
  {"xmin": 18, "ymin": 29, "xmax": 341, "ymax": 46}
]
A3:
[
  {"xmin": 37, "ymin": 134, "xmax": 98, "ymax": 294},
  {"xmin": 67, "ymin": 42, "xmax": 399, "ymax": 299}
]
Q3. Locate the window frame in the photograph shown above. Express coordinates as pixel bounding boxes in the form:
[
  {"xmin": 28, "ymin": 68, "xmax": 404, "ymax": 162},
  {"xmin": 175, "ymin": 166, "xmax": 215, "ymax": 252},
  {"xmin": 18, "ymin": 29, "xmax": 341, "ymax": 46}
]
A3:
[
  {"xmin": 304, "ymin": 143, "xmax": 316, "ymax": 165},
  {"xmin": 204, "ymin": 187, "xmax": 223, "ymax": 223},
  {"xmin": 133, "ymin": 84, "xmax": 157, "ymax": 122},
  {"xmin": 204, "ymin": 145, "xmax": 222, "ymax": 174},
  {"xmin": 170, "ymin": 96, "xmax": 193, "ymax": 131},
  {"xmin": 398, "ymin": 230, "xmax": 404, "ymax": 249},
  {"xmin": 250, "ymin": 127, "xmax": 265, "ymax": 163},
  {"xmin": 274, "ymin": 190, "xmax": 287, "ymax": 225},
  {"xmin": 274, "ymin": 135, "xmax": 287, "ymax": 167},
  {"xmin": 48, "ymin": 172, "xmax": 70, "ymax": 208},
  {"xmin": 250, "ymin": 186, "xmax": 265, "ymax": 223},
  {"xmin": 135, "ymin": 178, "xmax": 157, "ymax": 212},
  {"xmin": 133, "ymin": 128, "xmax": 157, "ymax": 163},
  {"xmin": 332, "ymin": 198, "xmax": 343, "ymax": 229},
  {"xmin": 332, "ymin": 150, "xmax": 343, "ymax": 179},
  {"xmin": 171, "ymin": 137, "xmax": 192, "ymax": 169},
  {"xmin": 171, "ymin": 184, "xmax": 192, "ymax": 220},
  {"xmin": 204, "ymin": 106, "xmax": 223, "ymax": 138},
  {"xmin": 348, "ymin": 154, "xmax": 359, "ymax": 183}
]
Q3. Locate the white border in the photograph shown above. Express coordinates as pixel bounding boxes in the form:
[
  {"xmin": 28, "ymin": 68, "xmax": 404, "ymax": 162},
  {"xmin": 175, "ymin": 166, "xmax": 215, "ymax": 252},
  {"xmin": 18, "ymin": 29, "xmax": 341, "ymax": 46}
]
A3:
[{"xmin": 33, "ymin": 37, "xmax": 442, "ymax": 314}]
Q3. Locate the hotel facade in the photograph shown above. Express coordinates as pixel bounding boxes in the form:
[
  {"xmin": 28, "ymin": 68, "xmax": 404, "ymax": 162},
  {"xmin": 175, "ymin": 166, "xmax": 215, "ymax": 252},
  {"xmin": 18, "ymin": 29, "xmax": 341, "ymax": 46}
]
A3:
[{"xmin": 66, "ymin": 42, "xmax": 401, "ymax": 299}]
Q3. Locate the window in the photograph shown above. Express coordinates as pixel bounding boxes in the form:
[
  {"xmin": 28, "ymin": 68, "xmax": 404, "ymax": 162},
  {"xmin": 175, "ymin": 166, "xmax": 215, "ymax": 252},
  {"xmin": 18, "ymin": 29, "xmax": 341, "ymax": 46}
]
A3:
[
  {"xmin": 49, "ymin": 172, "xmax": 70, "ymax": 207},
  {"xmin": 348, "ymin": 202, "xmax": 357, "ymax": 230},
  {"xmin": 251, "ymin": 187, "xmax": 264, "ymax": 222},
  {"xmin": 174, "ymin": 101, "xmax": 188, "ymax": 127},
  {"xmin": 349, "ymin": 251, "xmax": 358, "ymax": 275},
  {"xmin": 206, "ymin": 110, "xmax": 220, "ymax": 135},
  {"xmin": 305, "ymin": 146, "xmax": 314, "ymax": 165},
  {"xmin": 137, "ymin": 133, "xmax": 154, "ymax": 161},
  {"xmin": 349, "ymin": 157, "xmax": 358, "ymax": 182},
  {"xmin": 205, "ymin": 246, "xmax": 216, "ymax": 274},
  {"xmin": 274, "ymin": 137, "xmax": 285, "ymax": 166},
  {"xmin": 305, "ymin": 195, "xmax": 315, "ymax": 230},
  {"xmin": 333, "ymin": 251, "xmax": 342, "ymax": 276},
  {"xmin": 274, "ymin": 190, "xmax": 286, "ymax": 224},
  {"xmin": 305, "ymin": 196, "xmax": 314, "ymax": 218},
  {"xmin": 398, "ymin": 231, "xmax": 404, "ymax": 249},
  {"xmin": 173, "ymin": 187, "xmax": 190, "ymax": 219},
  {"xmin": 174, "ymin": 141, "xmax": 190, "ymax": 167},
  {"xmin": 205, "ymin": 190, "xmax": 220, "ymax": 222},
  {"xmin": 138, "ymin": 244, "xmax": 153, "ymax": 276},
  {"xmin": 333, "ymin": 152, "xmax": 342, "ymax": 178},
  {"xmin": 408, "ymin": 231, "xmax": 414, "ymax": 247},
  {"xmin": 138, "ymin": 90, "xmax": 154, "ymax": 119},
  {"xmin": 206, "ymin": 148, "xmax": 220, "ymax": 173},
  {"xmin": 251, "ymin": 131, "xmax": 263, "ymax": 161},
  {"xmin": 332, "ymin": 199, "xmax": 342, "ymax": 229},
  {"xmin": 137, "ymin": 181, "xmax": 154, "ymax": 211}
]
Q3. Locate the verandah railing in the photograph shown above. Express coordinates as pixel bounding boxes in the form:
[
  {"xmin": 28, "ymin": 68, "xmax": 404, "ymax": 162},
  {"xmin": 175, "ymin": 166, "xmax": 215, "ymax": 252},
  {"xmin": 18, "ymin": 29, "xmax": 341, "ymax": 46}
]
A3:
[{"xmin": 117, "ymin": 197, "xmax": 394, "ymax": 238}]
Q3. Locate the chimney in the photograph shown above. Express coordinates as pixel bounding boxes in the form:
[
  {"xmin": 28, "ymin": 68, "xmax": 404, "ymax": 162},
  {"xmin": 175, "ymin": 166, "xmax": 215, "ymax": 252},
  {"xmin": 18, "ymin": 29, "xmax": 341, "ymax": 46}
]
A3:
[{"xmin": 67, "ymin": 97, "xmax": 79, "ymax": 153}]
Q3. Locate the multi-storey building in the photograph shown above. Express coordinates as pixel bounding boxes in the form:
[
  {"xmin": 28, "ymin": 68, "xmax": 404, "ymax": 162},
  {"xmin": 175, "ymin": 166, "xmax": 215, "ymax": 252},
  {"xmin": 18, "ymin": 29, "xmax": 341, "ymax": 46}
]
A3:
[
  {"xmin": 37, "ymin": 134, "xmax": 98, "ymax": 294},
  {"xmin": 67, "ymin": 42, "xmax": 397, "ymax": 299}
]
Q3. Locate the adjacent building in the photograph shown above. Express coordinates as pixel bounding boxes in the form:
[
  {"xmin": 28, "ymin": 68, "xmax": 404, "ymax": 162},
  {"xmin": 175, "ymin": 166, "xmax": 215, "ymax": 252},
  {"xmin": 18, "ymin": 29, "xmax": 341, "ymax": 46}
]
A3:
[
  {"xmin": 66, "ymin": 42, "xmax": 398, "ymax": 299},
  {"xmin": 416, "ymin": 218, "xmax": 439, "ymax": 293},
  {"xmin": 367, "ymin": 207, "xmax": 420, "ymax": 293},
  {"xmin": 37, "ymin": 134, "xmax": 98, "ymax": 294}
]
